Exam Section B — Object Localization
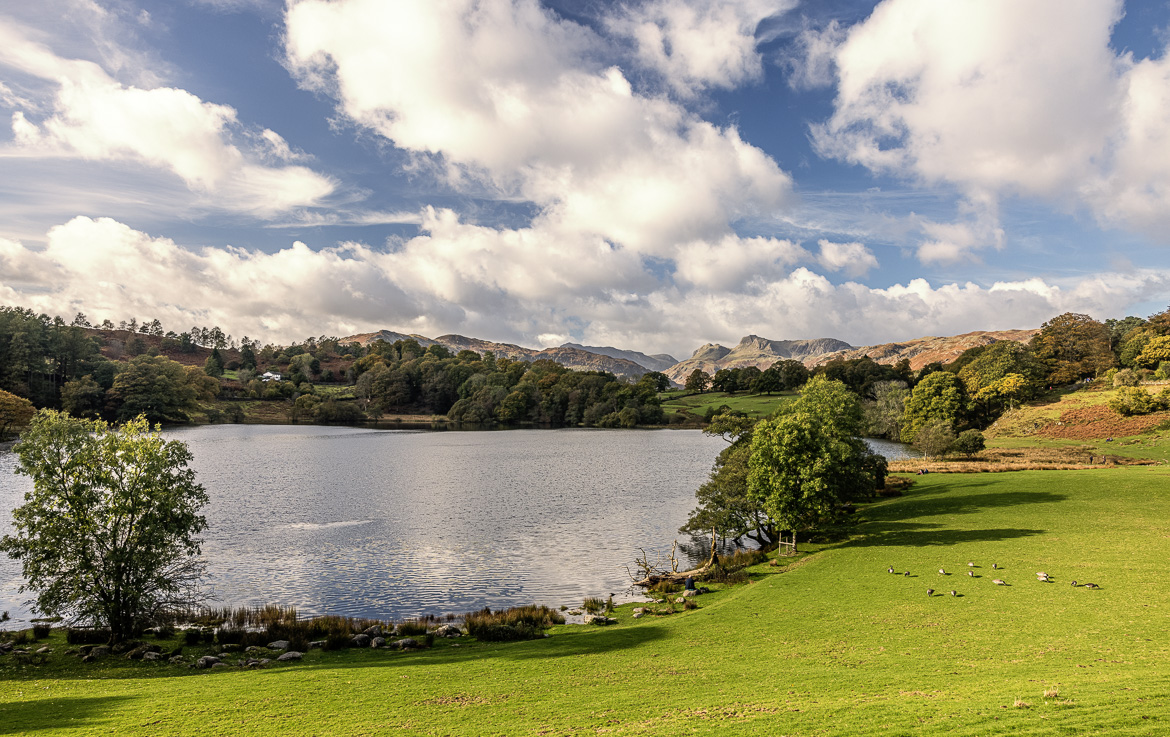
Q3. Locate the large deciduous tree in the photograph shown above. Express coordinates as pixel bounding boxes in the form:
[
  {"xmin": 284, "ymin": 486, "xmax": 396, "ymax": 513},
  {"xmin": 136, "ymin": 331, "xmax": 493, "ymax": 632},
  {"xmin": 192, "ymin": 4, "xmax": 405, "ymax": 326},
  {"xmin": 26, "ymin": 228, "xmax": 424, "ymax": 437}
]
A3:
[
  {"xmin": 1030, "ymin": 312, "xmax": 1113, "ymax": 383},
  {"xmin": 0, "ymin": 411, "xmax": 208, "ymax": 643},
  {"xmin": 747, "ymin": 377, "xmax": 886, "ymax": 551},
  {"xmin": 900, "ymin": 371, "xmax": 967, "ymax": 443},
  {"xmin": 0, "ymin": 388, "xmax": 35, "ymax": 440},
  {"xmin": 107, "ymin": 355, "xmax": 219, "ymax": 423}
]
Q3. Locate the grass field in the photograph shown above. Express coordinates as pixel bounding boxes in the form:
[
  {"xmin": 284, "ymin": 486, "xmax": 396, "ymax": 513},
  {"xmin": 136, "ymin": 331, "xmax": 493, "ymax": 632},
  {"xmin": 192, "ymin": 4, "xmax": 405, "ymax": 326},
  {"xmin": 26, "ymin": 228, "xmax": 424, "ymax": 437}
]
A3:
[
  {"xmin": 660, "ymin": 390, "xmax": 796, "ymax": 421},
  {"xmin": 4, "ymin": 466, "xmax": 1169, "ymax": 735}
]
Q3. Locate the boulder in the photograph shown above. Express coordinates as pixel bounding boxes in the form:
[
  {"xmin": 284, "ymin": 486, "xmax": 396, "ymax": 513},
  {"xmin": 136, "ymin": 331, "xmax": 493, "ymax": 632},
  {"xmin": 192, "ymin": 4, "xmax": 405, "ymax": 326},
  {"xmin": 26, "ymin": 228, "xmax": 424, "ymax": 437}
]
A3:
[
  {"xmin": 196, "ymin": 656, "xmax": 220, "ymax": 669},
  {"xmin": 276, "ymin": 651, "xmax": 303, "ymax": 662},
  {"xmin": 351, "ymin": 634, "xmax": 371, "ymax": 648},
  {"xmin": 682, "ymin": 589, "xmax": 699, "ymax": 598},
  {"xmin": 583, "ymin": 614, "xmax": 616, "ymax": 626},
  {"xmin": 169, "ymin": 655, "xmax": 185, "ymax": 664},
  {"xmin": 90, "ymin": 645, "xmax": 111, "ymax": 658},
  {"xmin": 268, "ymin": 640, "xmax": 290, "ymax": 651},
  {"xmin": 362, "ymin": 625, "xmax": 383, "ymax": 638},
  {"xmin": 431, "ymin": 624, "xmax": 462, "ymax": 638},
  {"xmin": 36, "ymin": 646, "xmax": 52, "ymax": 654},
  {"xmin": 391, "ymin": 638, "xmax": 419, "ymax": 650},
  {"xmin": 210, "ymin": 662, "xmax": 229, "ymax": 669},
  {"xmin": 309, "ymin": 640, "xmax": 325, "ymax": 649},
  {"xmin": 259, "ymin": 658, "xmax": 271, "ymax": 665},
  {"xmin": 632, "ymin": 612, "xmax": 645, "ymax": 619},
  {"xmin": 142, "ymin": 651, "xmax": 161, "ymax": 661},
  {"xmin": 371, "ymin": 637, "xmax": 386, "ymax": 648},
  {"xmin": 245, "ymin": 645, "xmax": 263, "ymax": 653}
]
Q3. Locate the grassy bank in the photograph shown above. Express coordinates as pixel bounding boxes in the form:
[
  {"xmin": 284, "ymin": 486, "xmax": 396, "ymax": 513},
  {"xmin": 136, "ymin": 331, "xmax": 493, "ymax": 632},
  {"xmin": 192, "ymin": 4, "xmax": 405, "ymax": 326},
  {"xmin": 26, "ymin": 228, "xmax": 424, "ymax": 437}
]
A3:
[
  {"xmin": 4, "ymin": 466, "xmax": 1169, "ymax": 735},
  {"xmin": 660, "ymin": 390, "xmax": 796, "ymax": 421}
]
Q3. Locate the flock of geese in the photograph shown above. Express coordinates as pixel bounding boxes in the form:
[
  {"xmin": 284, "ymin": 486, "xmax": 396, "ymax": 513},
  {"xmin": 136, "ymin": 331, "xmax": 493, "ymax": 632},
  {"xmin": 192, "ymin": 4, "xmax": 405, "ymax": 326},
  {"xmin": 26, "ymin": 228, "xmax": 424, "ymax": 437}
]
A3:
[{"xmin": 886, "ymin": 562, "xmax": 1101, "ymax": 597}]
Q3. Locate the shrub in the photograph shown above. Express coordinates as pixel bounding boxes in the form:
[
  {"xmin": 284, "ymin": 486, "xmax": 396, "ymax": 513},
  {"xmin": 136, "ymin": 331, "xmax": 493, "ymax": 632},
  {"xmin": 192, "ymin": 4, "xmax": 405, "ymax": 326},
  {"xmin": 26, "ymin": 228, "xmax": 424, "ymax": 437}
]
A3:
[
  {"xmin": 463, "ymin": 605, "xmax": 564, "ymax": 642},
  {"xmin": 66, "ymin": 627, "xmax": 111, "ymax": 645},
  {"xmin": 323, "ymin": 632, "xmax": 352, "ymax": 651},
  {"xmin": 32, "ymin": 624, "xmax": 51, "ymax": 640},
  {"xmin": 183, "ymin": 628, "xmax": 202, "ymax": 646},
  {"xmin": 582, "ymin": 597, "xmax": 606, "ymax": 614},
  {"xmin": 1109, "ymin": 386, "xmax": 1161, "ymax": 416},
  {"xmin": 954, "ymin": 429, "xmax": 986, "ymax": 456},
  {"xmin": 1113, "ymin": 368, "xmax": 1142, "ymax": 387},
  {"xmin": 396, "ymin": 619, "xmax": 429, "ymax": 637},
  {"xmin": 216, "ymin": 628, "xmax": 245, "ymax": 645}
]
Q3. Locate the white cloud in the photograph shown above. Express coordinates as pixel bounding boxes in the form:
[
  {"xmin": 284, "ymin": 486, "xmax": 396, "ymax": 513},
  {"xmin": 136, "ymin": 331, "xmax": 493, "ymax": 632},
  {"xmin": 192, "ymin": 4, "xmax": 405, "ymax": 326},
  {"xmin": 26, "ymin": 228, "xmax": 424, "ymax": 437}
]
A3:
[
  {"xmin": 284, "ymin": 0, "xmax": 792, "ymax": 255},
  {"xmin": 816, "ymin": 239, "xmax": 878, "ymax": 277},
  {"xmin": 0, "ymin": 21, "xmax": 336, "ymax": 217},
  {"xmin": 605, "ymin": 0, "xmax": 796, "ymax": 97},
  {"xmin": 5, "ymin": 216, "xmax": 1167, "ymax": 359},
  {"xmin": 805, "ymin": 0, "xmax": 1170, "ymax": 253}
]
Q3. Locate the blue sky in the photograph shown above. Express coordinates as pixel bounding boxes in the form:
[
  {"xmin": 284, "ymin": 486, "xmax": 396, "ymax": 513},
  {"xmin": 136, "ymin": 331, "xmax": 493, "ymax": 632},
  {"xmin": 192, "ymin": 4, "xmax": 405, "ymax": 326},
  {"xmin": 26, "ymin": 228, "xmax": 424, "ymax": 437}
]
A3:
[{"xmin": 1, "ymin": 0, "xmax": 1169, "ymax": 359}]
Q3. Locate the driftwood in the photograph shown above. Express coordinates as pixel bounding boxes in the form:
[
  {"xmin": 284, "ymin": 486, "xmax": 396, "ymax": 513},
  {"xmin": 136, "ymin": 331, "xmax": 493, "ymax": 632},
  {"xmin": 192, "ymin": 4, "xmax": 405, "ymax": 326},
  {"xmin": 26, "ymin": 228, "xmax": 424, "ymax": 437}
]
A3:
[{"xmin": 629, "ymin": 528, "xmax": 721, "ymax": 588}]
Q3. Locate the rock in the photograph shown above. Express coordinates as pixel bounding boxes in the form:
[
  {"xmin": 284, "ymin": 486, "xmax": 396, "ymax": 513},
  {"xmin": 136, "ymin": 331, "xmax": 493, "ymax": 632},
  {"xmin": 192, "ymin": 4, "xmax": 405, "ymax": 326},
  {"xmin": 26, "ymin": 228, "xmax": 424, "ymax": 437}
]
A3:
[
  {"xmin": 221, "ymin": 644, "xmax": 241, "ymax": 652},
  {"xmin": 245, "ymin": 645, "xmax": 263, "ymax": 653},
  {"xmin": 217, "ymin": 652, "xmax": 232, "ymax": 659},
  {"xmin": 210, "ymin": 662, "xmax": 229, "ymax": 669},
  {"xmin": 36, "ymin": 646, "xmax": 52, "ymax": 654},
  {"xmin": 362, "ymin": 625, "xmax": 383, "ymax": 638},
  {"xmin": 0, "ymin": 642, "xmax": 13, "ymax": 653},
  {"xmin": 674, "ymin": 597, "xmax": 686, "ymax": 604},
  {"xmin": 169, "ymin": 655, "xmax": 185, "ymax": 664},
  {"xmin": 392, "ymin": 638, "xmax": 419, "ymax": 650},
  {"xmin": 143, "ymin": 651, "xmax": 161, "ymax": 661},
  {"xmin": 90, "ymin": 645, "xmax": 110, "ymax": 658},
  {"xmin": 196, "ymin": 656, "xmax": 220, "ymax": 669},
  {"xmin": 682, "ymin": 589, "xmax": 699, "ymax": 597},
  {"xmin": 268, "ymin": 640, "xmax": 290, "ymax": 650},
  {"xmin": 632, "ymin": 612, "xmax": 645, "ymax": 619},
  {"xmin": 431, "ymin": 624, "xmax": 462, "ymax": 638},
  {"xmin": 351, "ymin": 634, "xmax": 371, "ymax": 648},
  {"xmin": 259, "ymin": 658, "xmax": 271, "ymax": 665},
  {"xmin": 583, "ymin": 614, "xmax": 616, "ymax": 626},
  {"xmin": 371, "ymin": 637, "xmax": 386, "ymax": 648},
  {"xmin": 276, "ymin": 651, "xmax": 303, "ymax": 662},
  {"xmin": 126, "ymin": 644, "xmax": 161, "ymax": 660},
  {"xmin": 309, "ymin": 640, "xmax": 325, "ymax": 649}
]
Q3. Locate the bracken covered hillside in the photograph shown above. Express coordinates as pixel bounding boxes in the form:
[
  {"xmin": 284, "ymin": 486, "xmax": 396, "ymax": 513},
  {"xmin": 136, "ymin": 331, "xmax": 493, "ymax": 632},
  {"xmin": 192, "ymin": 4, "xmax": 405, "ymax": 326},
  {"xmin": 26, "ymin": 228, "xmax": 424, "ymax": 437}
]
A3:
[{"xmin": 811, "ymin": 329, "xmax": 1040, "ymax": 371}]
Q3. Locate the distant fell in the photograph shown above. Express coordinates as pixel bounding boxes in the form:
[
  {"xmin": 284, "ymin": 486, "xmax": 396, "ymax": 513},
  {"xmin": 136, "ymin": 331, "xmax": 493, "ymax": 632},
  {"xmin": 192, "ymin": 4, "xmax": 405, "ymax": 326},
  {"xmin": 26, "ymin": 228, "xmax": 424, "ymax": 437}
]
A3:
[
  {"xmin": 810, "ymin": 329, "xmax": 1040, "ymax": 371},
  {"xmin": 561, "ymin": 342, "xmax": 677, "ymax": 372},
  {"xmin": 664, "ymin": 335, "xmax": 852, "ymax": 385}
]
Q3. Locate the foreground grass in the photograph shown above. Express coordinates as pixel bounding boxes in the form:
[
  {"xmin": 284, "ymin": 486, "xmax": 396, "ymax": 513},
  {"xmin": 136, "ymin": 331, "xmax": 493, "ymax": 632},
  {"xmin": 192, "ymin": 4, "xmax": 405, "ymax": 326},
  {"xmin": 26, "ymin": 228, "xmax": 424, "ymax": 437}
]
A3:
[{"xmin": 4, "ymin": 467, "xmax": 1170, "ymax": 735}]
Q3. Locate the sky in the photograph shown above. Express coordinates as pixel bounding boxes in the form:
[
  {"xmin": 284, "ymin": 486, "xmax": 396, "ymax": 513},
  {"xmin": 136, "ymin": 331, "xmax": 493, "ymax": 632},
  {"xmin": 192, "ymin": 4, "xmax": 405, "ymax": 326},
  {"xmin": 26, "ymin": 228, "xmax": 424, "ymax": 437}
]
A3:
[{"xmin": 1, "ymin": 0, "xmax": 1170, "ymax": 360}]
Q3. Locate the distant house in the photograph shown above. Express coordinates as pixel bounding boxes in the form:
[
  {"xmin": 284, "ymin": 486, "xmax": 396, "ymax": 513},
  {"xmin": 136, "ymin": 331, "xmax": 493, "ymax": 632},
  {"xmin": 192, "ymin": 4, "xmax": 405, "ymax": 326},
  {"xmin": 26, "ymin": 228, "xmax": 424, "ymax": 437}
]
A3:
[{"xmin": 260, "ymin": 371, "xmax": 282, "ymax": 382}]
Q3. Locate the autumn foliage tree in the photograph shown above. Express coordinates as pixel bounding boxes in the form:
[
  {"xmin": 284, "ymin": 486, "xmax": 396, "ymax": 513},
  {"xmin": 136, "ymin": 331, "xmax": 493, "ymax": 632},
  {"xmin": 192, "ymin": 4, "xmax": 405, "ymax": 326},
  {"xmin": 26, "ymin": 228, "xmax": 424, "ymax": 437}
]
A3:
[
  {"xmin": 0, "ymin": 388, "xmax": 35, "ymax": 440},
  {"xmin": 1030, "ymin": 312, "xmax": 1113, "ymax": 383}
]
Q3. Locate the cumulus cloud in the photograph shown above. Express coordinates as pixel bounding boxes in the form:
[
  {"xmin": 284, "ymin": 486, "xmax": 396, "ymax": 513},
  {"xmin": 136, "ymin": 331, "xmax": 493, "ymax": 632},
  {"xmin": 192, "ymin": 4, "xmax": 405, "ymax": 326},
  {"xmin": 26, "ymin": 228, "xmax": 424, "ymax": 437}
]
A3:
[
  {"xmin": 0, "ymin": 21, "xmax": 336, "ymax": 217},
  {"xmin": 806, "ymin": 0, "xmax": 1170, "ymax": 254},
  {"xmin": 284, "ymin": 0, "xmax": 792, "ymax": 255},
  {"xmin": 816, "ymin": 239, "xmax": 878, "ymax": 277},
  {"xmin": 4, "ymin": 216, "xmax": 1166, "ymax": 359},
  {"xmin": 605, "ymin": 0, "xmax": 796, "ymax": 97}
]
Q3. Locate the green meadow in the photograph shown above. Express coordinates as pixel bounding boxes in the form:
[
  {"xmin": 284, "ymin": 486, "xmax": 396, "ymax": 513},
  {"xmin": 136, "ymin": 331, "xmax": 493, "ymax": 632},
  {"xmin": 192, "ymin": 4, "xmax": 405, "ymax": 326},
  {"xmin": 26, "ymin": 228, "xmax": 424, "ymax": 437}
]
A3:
[
  {"xmin": 4, "ymin": 466, "xmax": 1169, "ymax": 735},
  {"xmin": 661, "ymin": 390, "xmax": 797, "ymax": 421}
]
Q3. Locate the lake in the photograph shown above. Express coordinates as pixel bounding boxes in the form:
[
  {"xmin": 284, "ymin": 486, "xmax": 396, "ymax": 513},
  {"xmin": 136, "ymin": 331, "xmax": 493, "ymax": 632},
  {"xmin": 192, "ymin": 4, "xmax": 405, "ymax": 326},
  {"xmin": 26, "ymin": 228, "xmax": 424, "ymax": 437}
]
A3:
[{"xmin": 0, "ymin": 426, "xmax": 919, "ymax": 626}]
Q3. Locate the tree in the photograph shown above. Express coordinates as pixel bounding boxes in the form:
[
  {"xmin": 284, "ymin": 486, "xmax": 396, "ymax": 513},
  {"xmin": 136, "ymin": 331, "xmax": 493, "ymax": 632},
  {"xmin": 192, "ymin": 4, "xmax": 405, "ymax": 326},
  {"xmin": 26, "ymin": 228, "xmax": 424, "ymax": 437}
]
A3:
[
  {"xmin": 747, "ymin": 377, "xmax": 886, "ymax": 551},
  {"xmin": 1030, "ymin": 312, "xmax": 1113, "ymax": 383},
  {"xmin": 901, "ymin": 371, "xmax": 967, "ymax": 443},
  {"xmin": 1135, "ymin": 335, "xmax": 1170, "ymax": 369},
  {"xmin": 954, "ymin": 429, "xmax": 986, "ymax": 456},
  {"xmin": 912, "ymin": 419, "xmax": 955, "ymax": 458},
  {"xmin": 863, "ymin": 380, "xmax": 909, "ymax": 440},
  {"xmin": 0, "ymin": 412, "xmax": 208, "ymax": 643},
  {"xmin": 204, "ymin": 348, "xmax": 225, "ymax": 378},
  {"xmin": 0, "ymin": 388, "xmax": 35, "ymax": 440},
  {"xmin": 684, "ymin": 369, "xmax": 711, "ymax": 393},
  {"xmin": 107, "ymin": 355, "xmax": 219, "ymax": 423}
]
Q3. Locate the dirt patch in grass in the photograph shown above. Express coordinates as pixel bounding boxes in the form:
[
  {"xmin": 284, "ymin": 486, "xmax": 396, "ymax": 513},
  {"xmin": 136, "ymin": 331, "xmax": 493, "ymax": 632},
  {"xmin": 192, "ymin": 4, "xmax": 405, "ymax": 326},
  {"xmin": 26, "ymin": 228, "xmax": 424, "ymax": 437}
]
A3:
[{"xmin": 1036, "ymin": 404, "xmax": 1169, "ymax": 440}]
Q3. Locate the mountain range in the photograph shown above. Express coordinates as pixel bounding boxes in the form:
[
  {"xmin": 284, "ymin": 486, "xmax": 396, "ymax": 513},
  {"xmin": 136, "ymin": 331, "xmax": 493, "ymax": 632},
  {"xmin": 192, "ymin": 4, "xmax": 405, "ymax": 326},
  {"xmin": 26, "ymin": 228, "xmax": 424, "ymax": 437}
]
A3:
[{"xmin": 342, "ymin": 328, "xmax": 1041, "ymax": 386}]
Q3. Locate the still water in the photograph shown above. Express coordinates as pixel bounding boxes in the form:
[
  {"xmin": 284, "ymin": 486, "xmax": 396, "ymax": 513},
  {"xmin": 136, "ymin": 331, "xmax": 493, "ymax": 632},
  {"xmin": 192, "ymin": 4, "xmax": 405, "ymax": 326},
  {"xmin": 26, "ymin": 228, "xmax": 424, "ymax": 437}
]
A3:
[{"xmin": 0, "ymin": 427, "xmax": 919, "ymax": 625}]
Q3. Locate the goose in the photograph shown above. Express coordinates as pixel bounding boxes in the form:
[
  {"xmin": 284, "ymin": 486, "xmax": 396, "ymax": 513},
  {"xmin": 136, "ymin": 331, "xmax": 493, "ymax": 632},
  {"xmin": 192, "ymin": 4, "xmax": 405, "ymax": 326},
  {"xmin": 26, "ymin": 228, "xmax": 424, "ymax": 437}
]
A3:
[
  {"xmin": 1036, "ymin": 572, "xmax": 1048, "ymax": 578},
  {"xmin": 926, "ymin": 589, "xmax": 934, "ymax": 596},
  {"xmin": 968, "ymin": 562, "xmax": 975, "ymax": 567},
  {"xmin": 992, "ymin": 563, "xmax": 998, "ymax": 569},
  {"xmin": 888, "ymin": 566, "xmax": 894, "ymax": 574},
  {"xmin": 1070, "ymin": 580, "xmax": 1078, "ymax": 587},
  {"xmin": 903, "ymin": 571, "xmax": 910, "ymax": 577},
  {"xmin": 992, "ymin": 579, "xmax": 1007, "ymax": 585},
  {"xmin": 939, "ymin": 568, "xmax": 947, "ymax": 575},
  {"xmin": 967, "ymin": 571, "xmax": 975, "ymax": 577},
  {"xmin": 1084, "ymin": 582, "xmax": 1100, "ymax": 589},
  {"xmin": 950, "ymin": 590, "xmax": 957, "ymax": 597}
]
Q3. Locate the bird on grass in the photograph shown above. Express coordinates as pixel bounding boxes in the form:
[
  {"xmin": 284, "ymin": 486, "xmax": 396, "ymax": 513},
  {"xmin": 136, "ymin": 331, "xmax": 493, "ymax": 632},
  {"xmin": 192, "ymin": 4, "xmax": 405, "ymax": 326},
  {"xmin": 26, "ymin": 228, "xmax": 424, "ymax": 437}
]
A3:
[
  {"xmin": 992, "ymin": 563, "xmax": 998, "ymax": 569},
  {"xmin": 968, "ymin": 562, "xmax": 975, "ymax": 567},
  {"xmin": 888, "ymin": 566, "xmax": 894, "ymax": 574},
  {"xmin": 992, "ymin": 579, "xmax": 1007, "ymax": 585},
  {"xmin": 968, "ymin": 571, "xmax": 975, "ymax": 577},
  {"xmin": 1070, "ymin": 580, "xmax": 1078, "ymax": 587},
  {"xmin": 950, "ymin": 590, "xmax": 957, "ymax": 597},
  {"xmin": 1084, "ymin": 582, "xmax": 1100, "ymax": 589},
  {"xmin": 926, "ymin": 589, "xmax": 934, "ymax": 596},
  {"xmin": 939, "ymin": 568, "xmax": 947, "ymax": 575},
  {"xmin": 903, "ymin": 571, "xmax": 910, "ymax": 577},
  {"xmin": 1036, "ymin": 572, "xmax": 1048, "ymax": 578}
]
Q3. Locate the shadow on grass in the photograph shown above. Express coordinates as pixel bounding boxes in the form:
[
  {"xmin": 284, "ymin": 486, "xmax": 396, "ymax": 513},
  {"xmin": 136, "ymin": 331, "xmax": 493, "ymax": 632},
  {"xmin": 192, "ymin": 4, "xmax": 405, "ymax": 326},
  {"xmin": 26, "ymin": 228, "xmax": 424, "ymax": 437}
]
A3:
[
  {"xmin": 845, "ymin": 525, "xmax": 1046, "ymax": 548},
  {"xmin": 870, "ymin": 488, "xmax": 1068, "ymax": 521},
  {"xmin": 0, "ymin": 695, "xmax": 132, "ymax": 735}
]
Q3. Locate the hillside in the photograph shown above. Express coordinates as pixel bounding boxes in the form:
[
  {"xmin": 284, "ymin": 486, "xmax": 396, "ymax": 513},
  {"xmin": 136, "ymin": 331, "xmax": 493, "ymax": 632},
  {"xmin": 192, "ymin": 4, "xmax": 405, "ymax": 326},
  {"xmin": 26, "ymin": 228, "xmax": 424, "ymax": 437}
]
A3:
[
  {"xmin": 664, "ymin": 335, "xmax": 852, "ymax": 385},
  {"xmin": 561, "ymin": 342, "xmax": 677, "ymax": 372},
  {"xmin": 342, "ymin": 331, "xmax": 651, "ymax": 379},
  {"xmin": 812, "ymin": 328, "xmax": 1039, "ymax": 371}
]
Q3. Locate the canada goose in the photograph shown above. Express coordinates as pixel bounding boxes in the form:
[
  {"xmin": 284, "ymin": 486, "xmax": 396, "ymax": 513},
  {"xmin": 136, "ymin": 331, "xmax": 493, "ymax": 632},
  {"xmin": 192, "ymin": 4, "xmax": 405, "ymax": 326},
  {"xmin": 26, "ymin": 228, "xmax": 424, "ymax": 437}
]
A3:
[
  {"xmin": 888, "ymin": 567, "xmax": 894, "ymax": 574},
  {"xmin": 926, "ymin": 589, "xmax": 934, "ymax": 596},
  {"xmin": 967, "ymin": 571, "xmax": 975, "ymax": 577},
  {"xmin": 968, "ymin": 562, "xmax": 975, "ymax": 567},
  {"xmin": 1084, "ymin": 582, "xmax": 1100, "ymax": 589},
  {"xmin": 992, "ymin": 563, "xmax": 998, "ymax": 569},
  {"xmin": 1070, "ymin": 580, "xmax": 1078, "ymax": 587},
  {"xmin": 950, "ymin": 590, "xmax": 957, "ymax": 597},
  {"xmin": 903, "ymin": 571, "xmax": 910, "ymax": 577},
  {"xmin": 992, "ymin": 579, "xmax": 1006, "ymax": 585},
  {"xmin": 1036, "ymin": 572, "xmax": 1048, "ymax": 578},
  {"xmin": 939, "ymin": 568, "xmax": 947, "ymax": 575}
]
